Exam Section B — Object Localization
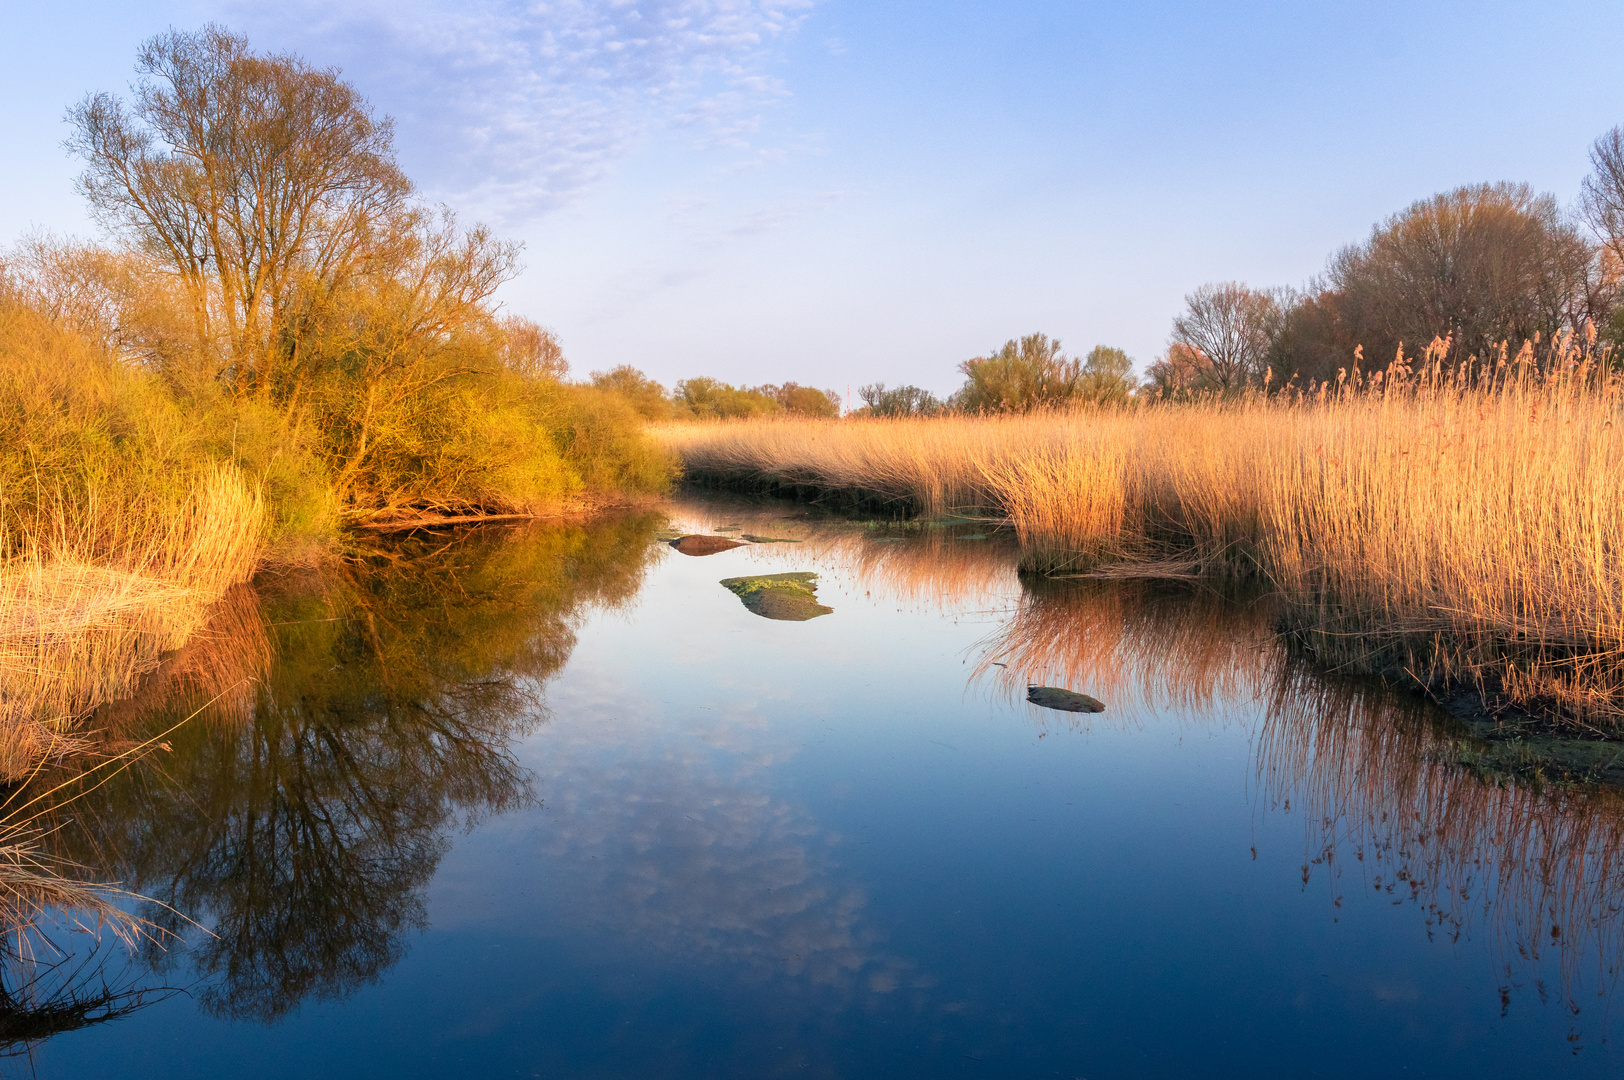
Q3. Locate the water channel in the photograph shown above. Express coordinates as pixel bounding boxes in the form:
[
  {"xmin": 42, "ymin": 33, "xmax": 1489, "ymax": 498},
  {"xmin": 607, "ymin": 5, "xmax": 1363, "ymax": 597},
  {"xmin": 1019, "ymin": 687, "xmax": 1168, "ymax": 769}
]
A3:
[{"xmin": 16, "ymin": 493, "xmax": 1624, "ymax": 1077}]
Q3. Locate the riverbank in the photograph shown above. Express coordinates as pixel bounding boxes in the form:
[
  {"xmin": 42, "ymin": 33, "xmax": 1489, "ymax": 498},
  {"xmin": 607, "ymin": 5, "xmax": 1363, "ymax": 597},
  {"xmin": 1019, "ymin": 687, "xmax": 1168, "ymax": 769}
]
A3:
[{"xmin": 657, "ymin": 363, "xmax": 1624, "ymax": 736}]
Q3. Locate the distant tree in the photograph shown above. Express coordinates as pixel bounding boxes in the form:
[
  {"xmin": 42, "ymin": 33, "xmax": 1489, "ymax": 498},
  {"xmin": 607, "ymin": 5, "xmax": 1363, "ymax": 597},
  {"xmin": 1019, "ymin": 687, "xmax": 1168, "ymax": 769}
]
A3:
[
  {"xmin": 1582, "ymin": 126, "xmax": 1624, "ymax": 271},
  {"xmin": 673, "ymin": 377, "xmax": 779, "ymax": 419},
  {"xmin": 1580, "ymin": 126, "xmax": 1624, "ymax": 351},
  {"xmin": 1143, "ymin": 343, "xmax": 1214, "ymax": 396},
  {"xmin": 498, "ymin": 316, "xmax": 566, "ymax": 381},
  {"xmin": 1263, "ymin": 289, "xmax": 1358, "ymax": 388},
  {"xmin": 1078, "ymin": 345, "xmax": 1138, "ymax": 403},
  {"xmin": 857, "ymin": 383, "xmax": 942, "ymax": 417},
  {"xmin": 589, "ymin": 365, "xmax": 671, "ymax": 420},
  {"xmin": 1323, "ymin": 183, "xmax": 1599, "ymax": 365},
  {"xmin": 755, "ymin": 382, "xmax": 839, "ymax": 417},
  {"xmin": 955, "ymin": 333, "xmax": 1083, "ymax": 412},
  {"xmin": 1168, "ymin": 283, "xmax": 1282, "ymax": 392}
]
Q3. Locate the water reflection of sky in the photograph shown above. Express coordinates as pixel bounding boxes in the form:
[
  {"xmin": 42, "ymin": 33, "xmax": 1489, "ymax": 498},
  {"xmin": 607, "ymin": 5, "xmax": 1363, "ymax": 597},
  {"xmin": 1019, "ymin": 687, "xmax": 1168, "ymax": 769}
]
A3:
[{"xmin": 30, "ymin": 498, "xmax": 1624, "ymax": 1077}]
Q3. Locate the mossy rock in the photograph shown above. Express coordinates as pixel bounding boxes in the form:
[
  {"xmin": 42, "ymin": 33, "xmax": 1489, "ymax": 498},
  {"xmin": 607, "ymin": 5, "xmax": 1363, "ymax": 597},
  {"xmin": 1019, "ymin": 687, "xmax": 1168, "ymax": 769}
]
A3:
[
  {"xmin": 1027, "ymin": 686, "xmax": 1105, "ymax": 713},
  {"xmin": 719, "ymin": 572, "xmax": 833, "ymax": 621}
]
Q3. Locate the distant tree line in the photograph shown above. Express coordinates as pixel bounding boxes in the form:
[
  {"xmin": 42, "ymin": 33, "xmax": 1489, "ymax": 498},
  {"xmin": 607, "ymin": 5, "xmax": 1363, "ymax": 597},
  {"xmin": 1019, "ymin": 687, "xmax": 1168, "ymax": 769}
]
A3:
[
  {"xmin": 586, "ymin": 367, "xmax": 841, "ymax": 420},
  {"xmin": 589, "ymin": 125, "xmax": 1624, "ymax": 418},
  {"xmin": 1149, "ymin": 143, "xmax": 1624, "ymax": 394}
]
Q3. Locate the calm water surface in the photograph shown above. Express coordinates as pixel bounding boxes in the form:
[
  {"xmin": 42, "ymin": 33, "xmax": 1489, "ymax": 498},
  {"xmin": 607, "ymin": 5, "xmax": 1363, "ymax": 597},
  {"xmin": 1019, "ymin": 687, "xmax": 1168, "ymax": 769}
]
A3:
[{"xmin": 21, "ymin": 494, "xmax": 1624, "ymax": 1077}]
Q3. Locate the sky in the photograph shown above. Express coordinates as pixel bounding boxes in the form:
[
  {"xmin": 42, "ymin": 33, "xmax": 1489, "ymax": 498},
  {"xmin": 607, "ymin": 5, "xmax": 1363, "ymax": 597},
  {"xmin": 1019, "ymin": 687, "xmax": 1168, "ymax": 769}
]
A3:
[{"xmin": 4, "ymin": 1, "xmax": 1623, "ymax": 400}]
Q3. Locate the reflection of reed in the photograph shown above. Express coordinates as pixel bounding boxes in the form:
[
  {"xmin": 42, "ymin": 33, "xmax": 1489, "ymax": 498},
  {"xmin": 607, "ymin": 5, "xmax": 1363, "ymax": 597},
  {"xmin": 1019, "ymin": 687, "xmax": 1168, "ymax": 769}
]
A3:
[
  {"xmin": 1258, "ymin": 678, "xmax": 1624, "ymax": 1021},
  {"xmin": 970, "ymin": 576, "xmax": 1279, "ymax": 715},
  {"xmin": 92, "ymin": 583, "xmax": 274, "ymax": 736},
  {"xmin": 0, "ymin": 926, "xmax": 170, "ymax": 1062},
  {"xmin": 968, "ymin": 569, "xmax": 1624, "ymax": 1021}
]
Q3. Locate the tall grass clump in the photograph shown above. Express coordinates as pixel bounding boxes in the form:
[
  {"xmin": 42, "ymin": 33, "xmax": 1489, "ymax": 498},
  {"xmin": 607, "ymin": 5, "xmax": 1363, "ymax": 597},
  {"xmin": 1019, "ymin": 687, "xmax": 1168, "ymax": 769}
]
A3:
[
  {"xmin": 660, "ymin": 335, "xmax": 1624, "ymax": 730},
  {"xmin": 0, "ymin": 298, "xmax": 269, "ymax": 777}
]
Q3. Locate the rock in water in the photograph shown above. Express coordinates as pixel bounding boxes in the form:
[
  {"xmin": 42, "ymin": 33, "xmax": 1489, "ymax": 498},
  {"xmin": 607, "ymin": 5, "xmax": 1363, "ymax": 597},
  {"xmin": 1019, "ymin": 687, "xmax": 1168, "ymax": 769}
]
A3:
[
  {"xmin": 1026, "ymin": 686, "xmax": 1105, "ymax": 713},
  {"xmin": 719, "ymin": 572, "xmax": 833, "ymax": 621},
  {"xmin": 669, "ymin": 535, "xmax": 746, "ymax": 556}
]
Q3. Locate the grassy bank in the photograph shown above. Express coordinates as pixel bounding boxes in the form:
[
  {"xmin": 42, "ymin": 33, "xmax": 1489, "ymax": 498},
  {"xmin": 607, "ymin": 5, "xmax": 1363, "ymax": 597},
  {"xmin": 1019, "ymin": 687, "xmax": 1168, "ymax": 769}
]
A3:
[{"xmin": 660, "ymin": 345, "xmax": 1624, "ymax": 732}]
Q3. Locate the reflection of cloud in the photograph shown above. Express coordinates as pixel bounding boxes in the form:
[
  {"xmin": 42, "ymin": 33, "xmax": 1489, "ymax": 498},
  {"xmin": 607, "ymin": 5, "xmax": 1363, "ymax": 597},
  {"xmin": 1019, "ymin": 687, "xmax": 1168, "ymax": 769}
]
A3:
[
  {"xmin": 518, "ymin": 672, "xmax": 923, "ymax": 993},
  {"xmin": 227, "ymin": 0, "xmax": 814, "ymax": 221}
]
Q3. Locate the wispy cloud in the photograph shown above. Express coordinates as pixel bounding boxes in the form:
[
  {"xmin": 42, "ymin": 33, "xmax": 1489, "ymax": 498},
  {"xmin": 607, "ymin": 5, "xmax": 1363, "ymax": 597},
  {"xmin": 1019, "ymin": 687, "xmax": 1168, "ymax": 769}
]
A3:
[{"xmin": 226, "ymin": 0, "xmax": 813, "ymax": 221}]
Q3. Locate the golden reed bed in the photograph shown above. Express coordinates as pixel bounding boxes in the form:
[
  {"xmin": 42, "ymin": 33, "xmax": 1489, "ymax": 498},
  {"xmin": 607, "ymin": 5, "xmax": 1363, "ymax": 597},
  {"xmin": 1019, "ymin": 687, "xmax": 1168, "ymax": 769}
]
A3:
[
  {"xmin": 0, "ymin": 464, "xmax": 264, "ymax": 779},
  {"xmin": 658, "ymin": 341, "xmax": 1624, "ymax": 729}
]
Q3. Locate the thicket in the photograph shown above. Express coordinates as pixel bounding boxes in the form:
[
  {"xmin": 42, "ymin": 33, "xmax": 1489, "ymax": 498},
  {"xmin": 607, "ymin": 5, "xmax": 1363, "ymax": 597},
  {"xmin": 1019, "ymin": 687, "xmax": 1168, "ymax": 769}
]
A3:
[
  {"xmin": 1151, "ymin": 167, "xmax": 1624, "ymax": 395},
  {"xmin": 1, "ymin": 26, "xmax": 672, "ymax": 561},
  {"xmin": 0, "ymin": 26, "xmax": 674, "ymax": 774}
]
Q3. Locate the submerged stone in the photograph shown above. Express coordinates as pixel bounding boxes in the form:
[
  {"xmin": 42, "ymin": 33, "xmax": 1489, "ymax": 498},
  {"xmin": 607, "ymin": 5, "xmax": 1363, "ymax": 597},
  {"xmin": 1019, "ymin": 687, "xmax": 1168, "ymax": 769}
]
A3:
[
  {"xmin": 719, "ymin": 572, "xmax": 833, "ymax": 621},
  {"xmin": 1026, "ymin": 686, "xmax": 1105, "ymax": 713},
  {"xmin": 669, "ymin": 535, "xmax": 747, "ymax": 556}
]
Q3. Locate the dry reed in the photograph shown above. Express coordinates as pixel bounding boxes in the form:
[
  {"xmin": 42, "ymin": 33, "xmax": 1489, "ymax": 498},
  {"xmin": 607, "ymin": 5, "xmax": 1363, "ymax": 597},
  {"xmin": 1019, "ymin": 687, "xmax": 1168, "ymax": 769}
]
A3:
[
  {"xmin": 660, "ymin": 336, "xmax": 1624, "ymax": 728},
  {"xmin": 0, "ymin": 463, "xmax": 265, "ymax": 779}
]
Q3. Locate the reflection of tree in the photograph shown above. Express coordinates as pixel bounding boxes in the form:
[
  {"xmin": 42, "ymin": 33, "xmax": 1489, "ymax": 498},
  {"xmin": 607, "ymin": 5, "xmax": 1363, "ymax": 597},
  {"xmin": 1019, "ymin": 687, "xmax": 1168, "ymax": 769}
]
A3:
[
  {"xmin": 973, "ymin": 571, "xmax": 1624, "ymax": 1038},
  {"xmin": 40, "ymin": 513, "xmax": 662, "ymax": 1022}
]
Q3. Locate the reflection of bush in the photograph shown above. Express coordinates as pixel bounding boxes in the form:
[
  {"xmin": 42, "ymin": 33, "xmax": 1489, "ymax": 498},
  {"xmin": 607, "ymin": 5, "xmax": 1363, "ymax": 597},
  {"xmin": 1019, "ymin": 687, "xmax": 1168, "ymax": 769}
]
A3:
[{"xmin": 40, "ymin": 512, "xmax": 662, "ymax": 1021}]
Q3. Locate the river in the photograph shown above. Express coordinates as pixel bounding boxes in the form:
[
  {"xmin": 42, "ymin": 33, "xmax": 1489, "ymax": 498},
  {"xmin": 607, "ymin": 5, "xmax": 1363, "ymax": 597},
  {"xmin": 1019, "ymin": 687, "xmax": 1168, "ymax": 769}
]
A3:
[{"xmin": 18, "ymin": 493, "xmax": 1624, "ymax": 1077}]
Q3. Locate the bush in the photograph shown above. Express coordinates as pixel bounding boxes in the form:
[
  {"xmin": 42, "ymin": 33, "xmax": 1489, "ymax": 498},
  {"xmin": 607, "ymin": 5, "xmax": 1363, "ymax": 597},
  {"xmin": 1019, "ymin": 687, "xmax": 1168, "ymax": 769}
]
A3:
[
  {"xmin": 589, "ymin": 366, "xmax": 674, "ymax": 420},
  {"xmin": 672, "ymin": 377, "xmax": 780, "ymax": 419}
]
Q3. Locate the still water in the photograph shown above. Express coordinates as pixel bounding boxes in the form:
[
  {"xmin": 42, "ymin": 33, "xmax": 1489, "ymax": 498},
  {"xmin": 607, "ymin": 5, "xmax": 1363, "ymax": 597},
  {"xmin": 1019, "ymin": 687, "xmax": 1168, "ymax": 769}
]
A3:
[{"xmin": 20, "ymin": 494, "xmax": 1624, "ymax": 1077}]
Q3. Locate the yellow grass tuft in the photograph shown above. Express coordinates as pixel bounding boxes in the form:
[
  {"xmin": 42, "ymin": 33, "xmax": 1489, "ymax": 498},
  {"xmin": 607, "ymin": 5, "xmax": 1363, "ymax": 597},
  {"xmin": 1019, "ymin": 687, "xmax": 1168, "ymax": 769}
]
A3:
[{"xmin": 0, "ymin": 463, "xmax": 265, "ymax": 779}]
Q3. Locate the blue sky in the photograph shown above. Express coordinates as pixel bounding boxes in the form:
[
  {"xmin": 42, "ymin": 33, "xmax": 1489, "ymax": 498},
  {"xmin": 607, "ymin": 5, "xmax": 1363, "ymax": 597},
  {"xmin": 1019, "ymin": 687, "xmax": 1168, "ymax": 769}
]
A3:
[{"xmin": 4, "ymin": 1, "xmax": 1622, "ymax": 398}]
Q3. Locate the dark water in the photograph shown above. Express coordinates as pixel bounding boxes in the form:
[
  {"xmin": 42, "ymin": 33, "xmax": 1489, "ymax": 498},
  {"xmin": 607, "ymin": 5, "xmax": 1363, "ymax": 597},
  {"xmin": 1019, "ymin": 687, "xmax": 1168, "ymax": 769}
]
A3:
[{"xmin": 16, "ymin": 495, "xmax": 1624, "ymax": 1077}]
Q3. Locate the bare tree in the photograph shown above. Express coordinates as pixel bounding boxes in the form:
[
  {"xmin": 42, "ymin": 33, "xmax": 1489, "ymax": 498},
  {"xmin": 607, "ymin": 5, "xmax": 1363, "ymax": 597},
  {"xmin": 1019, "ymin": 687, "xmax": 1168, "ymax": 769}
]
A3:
[
  {"xmin": 66, "ymin": 25, "xmax": 414, "ymax": 391},
  {"xmin": 1324, "ymin": 183, "xmax": 1598, "ymax": 363},
  {"xmin": 1582, "ymin": 125, "xmax": 1624, "ymax": 269},
  {"xmin": 1169, "ymin": 282, "xmax": 1282, "ymax": 391},
  {"xmin": 1144, "ymin": 343, "xmax": 1212, "ymax": 395}
]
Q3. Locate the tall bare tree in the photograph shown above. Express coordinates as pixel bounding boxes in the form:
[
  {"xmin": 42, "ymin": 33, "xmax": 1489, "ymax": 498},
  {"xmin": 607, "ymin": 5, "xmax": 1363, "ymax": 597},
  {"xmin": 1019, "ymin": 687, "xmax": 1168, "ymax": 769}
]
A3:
[
  {"xmin": 1169, "ymin": 282, "xmax": 1282, "ymax": 391},
  {"xmin": 1582, "ymin": 125, "xmax": 1624, "ymax": 270},
  {"xmin": 1324, "ymin": 183, "xmax": 1597, "ymax": 363},
  {"xmin": 66, "ymin": 25, "xmax": 414, "ymax": 392}
]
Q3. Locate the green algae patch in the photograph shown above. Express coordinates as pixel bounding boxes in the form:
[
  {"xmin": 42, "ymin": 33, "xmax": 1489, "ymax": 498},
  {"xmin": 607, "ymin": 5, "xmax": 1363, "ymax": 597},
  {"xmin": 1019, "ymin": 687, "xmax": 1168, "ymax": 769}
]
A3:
[{"xmin": 719, "ymin": 572, "xmax": 833, "ymax": 622}]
